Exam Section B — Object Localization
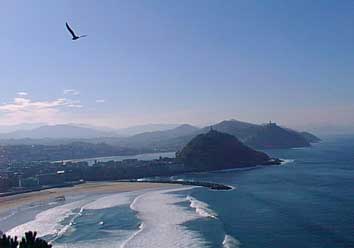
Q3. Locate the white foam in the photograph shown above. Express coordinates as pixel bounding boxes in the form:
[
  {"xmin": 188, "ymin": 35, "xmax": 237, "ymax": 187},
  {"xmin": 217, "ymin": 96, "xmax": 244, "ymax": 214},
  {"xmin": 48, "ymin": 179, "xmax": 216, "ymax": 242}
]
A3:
[
  {"xmin": 6, "ymin": 188, "xmax": 225, "ymax": 248},
  {"xmin": 6, "ymin": 200, "xmax": 86, "ymax": 239},
  {"xmin": 186, "ymin": 196, "xmax": 218, "ymax": 219},
  {"xmin": 119, "ymin": 221, "xmax": 144, "ymax": 248},
  {"xmin": 122, "ymin": 187, "xmax": 209, "ymax": 248},
  {"xmin": 5, "ymin": 191, "xmax": 136, "ymax": 240},
  {"xmin": 54, "ymin": 231, "xmax": 134, "ymax": 248},
  {"xmin": 223, "ymin": 234, "xmax": 241, "ymax": 248},
  {"xmin": 0, "ymin": 211, "xmax": 16, "ymax": 222},
  {"xmin": 280, "ymin": 159, "xmax": 295, "ymax": 166},
  {"xmin": 49, "ymin": 207, "xmax": 86, "ymax": 243}
]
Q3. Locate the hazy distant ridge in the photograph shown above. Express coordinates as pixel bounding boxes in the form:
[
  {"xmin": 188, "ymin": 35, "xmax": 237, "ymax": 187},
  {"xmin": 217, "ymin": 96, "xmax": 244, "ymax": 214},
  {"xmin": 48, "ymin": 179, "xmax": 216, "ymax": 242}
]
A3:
[
  {"xmin": 0, "ymin": 120, "xmax": 320, "ymax": 150},
  {"xmin": 0, "ymin": 124, "xmax": 116, "ymax": 139}
]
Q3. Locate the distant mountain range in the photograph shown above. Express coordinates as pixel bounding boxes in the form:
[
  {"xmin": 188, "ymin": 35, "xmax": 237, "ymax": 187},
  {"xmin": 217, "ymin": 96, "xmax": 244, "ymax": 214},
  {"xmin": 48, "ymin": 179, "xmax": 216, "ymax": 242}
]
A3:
[
  {"xmin": 0, "ymin": 120, "xmax": 320, "ymax": 150},
  {"xmin": 115, "ymin": 123, "xmax": 182, "ymax": 136},
  {"xmin": 118, "ymin": 119, "xmax": 323, "ymax": 150},
  {"xmin": 0, "ymin": 123, "xmax": 47, "ymax": 133},
  {"xmin": 0, "ymin": 124, "xmax": 117, "ymax": 140},
  {"xmin": 0, "ymin": 123, "xmax": 183, "ymax": 140},
  {"xmin": 0, "ymin": 142, "xmax": 141, "ymax": 163},
  {"xmin": 117, "ymin": 124, "xmax": 199, "ymax": 149}
]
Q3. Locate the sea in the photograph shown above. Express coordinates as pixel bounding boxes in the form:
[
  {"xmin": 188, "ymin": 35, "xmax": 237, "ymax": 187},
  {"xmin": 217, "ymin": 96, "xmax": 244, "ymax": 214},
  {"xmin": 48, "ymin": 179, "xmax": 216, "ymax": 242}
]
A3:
[{"xmin": 0, "ymin": 135, "xmax": 353, "ymax": 248}]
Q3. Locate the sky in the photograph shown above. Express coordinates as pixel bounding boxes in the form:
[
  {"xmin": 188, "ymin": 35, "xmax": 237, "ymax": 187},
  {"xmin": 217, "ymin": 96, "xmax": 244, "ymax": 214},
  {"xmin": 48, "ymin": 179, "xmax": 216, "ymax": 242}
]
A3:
[{"xmin": 0, "ymin": 0, "xmax": 354, "ymax": 130}]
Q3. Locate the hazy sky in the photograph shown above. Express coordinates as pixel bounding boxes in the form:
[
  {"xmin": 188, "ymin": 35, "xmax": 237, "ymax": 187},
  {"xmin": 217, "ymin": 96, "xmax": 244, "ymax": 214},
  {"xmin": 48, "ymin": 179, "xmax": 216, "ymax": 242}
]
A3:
[{"xmin": 0, "ymin": 1, "xmax": 353, "ymax": 128}]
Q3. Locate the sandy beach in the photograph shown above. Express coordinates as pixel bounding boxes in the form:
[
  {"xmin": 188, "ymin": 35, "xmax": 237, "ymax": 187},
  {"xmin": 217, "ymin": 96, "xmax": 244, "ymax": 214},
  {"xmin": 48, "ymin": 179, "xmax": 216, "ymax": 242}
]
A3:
[{"xmin": 0, "ymin": 182, "xmax": 176, "ymax": 213}]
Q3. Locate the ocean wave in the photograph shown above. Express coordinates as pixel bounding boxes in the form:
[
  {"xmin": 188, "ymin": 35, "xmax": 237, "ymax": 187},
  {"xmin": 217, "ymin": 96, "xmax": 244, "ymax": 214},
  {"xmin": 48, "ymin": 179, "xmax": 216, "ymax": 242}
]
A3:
[
  {"xmin": 0, "ymin": 210, "xmax": 17, "ymax": 222},
  {"xmin": 280, "ymin": 159, "xmax": 295, "ymax": 166},
  {"xmin": 6, "ymin": 200, "xmax": 87, "ymax": 239},
  {"xmin": 223, "ymin": 234, "xmax": 241, "ymax": 248},
  {"xmin": 49, "ymin": 207, "xmax": 85, "ymax": 243},
  {"xmin": 4, "ymin": 190, "xmax": 144, "ymax": 242},
  {"xmin": 122, "ymin": 187, "xmax": 208, "ymax": 248},
  {"xmin": 120, "ymin": 221, "xmax": 144, "ymax": 248},
  {"xmin": 5, "ymin": 187, "xmax": 222, "ymax": 248},
  {"xmin": 5, "ymin": 191, "xmax": 135, "ymax": 240},
  {"xmin": 186, "ymin": 196, "xmax": 218, "ymax": 219},
  {"xmin": 50, "ymin": 193, "xmax": 139, "ymax": 242},
  {"xmin": 54, "ymin": 232, "xmax": 134, "ymax": 248}
]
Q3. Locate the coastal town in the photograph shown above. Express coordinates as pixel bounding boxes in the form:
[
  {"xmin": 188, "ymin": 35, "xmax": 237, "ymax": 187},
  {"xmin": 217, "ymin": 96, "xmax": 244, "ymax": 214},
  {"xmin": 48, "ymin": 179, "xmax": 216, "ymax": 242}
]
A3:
[{"xmin": 0, "ymin": 130, "xmax": 281, "ymax": 194}]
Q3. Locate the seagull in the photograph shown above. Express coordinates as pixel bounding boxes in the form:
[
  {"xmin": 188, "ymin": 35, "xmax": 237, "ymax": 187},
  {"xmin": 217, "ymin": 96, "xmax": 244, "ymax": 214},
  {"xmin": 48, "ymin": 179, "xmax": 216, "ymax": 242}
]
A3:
[{"xmin": 66, "ymin": 22, "xmax": 87, "ymax": 40}]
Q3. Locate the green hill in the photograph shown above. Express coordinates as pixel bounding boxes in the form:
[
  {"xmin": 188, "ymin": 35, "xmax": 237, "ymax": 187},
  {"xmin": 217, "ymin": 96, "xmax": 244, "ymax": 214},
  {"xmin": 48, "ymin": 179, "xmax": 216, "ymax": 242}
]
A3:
[{"xmin": 177, "ymin": 129, "xmax": 276, "ymax": 171}]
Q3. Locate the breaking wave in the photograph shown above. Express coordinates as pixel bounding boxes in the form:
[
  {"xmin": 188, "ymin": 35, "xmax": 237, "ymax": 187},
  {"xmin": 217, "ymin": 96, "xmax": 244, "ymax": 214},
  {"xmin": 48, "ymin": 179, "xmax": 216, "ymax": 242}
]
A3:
[
  {"xmin": 186, "ymin": 196, "xmax": 218, "ymax": 219},
  {"xmin": 223, "ymin": 234, "xmax": 241, "ymax": 248},
  {"xmin": 122, "ymin": 187, "xmax": 209, "ymax": 248}
]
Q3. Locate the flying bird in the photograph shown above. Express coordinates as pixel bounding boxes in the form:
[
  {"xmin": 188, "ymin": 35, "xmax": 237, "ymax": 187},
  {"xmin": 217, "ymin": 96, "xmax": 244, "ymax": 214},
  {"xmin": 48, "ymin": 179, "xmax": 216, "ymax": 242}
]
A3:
[{"xmin": 66, "ymin": 22, "xmax": 87, "ymax": 40}]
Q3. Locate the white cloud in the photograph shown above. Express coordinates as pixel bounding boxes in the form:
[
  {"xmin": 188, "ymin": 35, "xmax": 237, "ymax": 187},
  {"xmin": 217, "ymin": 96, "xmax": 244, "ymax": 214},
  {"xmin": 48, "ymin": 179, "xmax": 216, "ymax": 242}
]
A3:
[
  {"xmin": 17, "ymin": 92, "xmax": 28, "ymax": 96},
  {"xmin": 68, "ymin": 103, "xmax": 83, "ymax": 108},
  {"xmin": 0, "ymin": 98, "xmax": 77, "ymax": 112},
  {"xmin": 0, "ymin": 96, "xmax": 83, "ymax": 125},
  {"xmin": 95, "ymin": 99, "xmax": 105, "ymax": 103},
  {"xmin": 63, "ymin": 89, "xmax": 80, "ymax": 96}
]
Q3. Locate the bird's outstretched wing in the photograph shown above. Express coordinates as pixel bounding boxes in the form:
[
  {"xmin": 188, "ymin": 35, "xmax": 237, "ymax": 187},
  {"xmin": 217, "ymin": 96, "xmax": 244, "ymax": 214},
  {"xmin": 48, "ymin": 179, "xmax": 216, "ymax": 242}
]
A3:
[
  {"xmin": 66, "ymin": 22, "xmax": 77, "ymax": 38},
  {"xmin": 79, "ymin": 35, "xmax": 88, "ymax": 38}
]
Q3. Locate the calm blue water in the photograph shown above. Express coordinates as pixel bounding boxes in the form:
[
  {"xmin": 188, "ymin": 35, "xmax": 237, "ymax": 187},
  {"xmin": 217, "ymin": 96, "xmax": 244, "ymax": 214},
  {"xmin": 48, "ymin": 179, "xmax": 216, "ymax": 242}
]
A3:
[
  {"xmin": 177, "ymin": 135, "xmax": 354, "ymax": 247},
  {"xmin": 1, "ymin": 136, "xmax": 353, "ymax": 247}
]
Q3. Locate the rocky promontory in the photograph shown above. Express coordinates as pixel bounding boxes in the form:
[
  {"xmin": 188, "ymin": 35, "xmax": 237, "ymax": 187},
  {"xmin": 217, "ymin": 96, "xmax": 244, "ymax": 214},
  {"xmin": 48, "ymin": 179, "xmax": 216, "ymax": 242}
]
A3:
[{"xmin": 176, "ymin": 129, "xmax": 280, "ymax": 171}]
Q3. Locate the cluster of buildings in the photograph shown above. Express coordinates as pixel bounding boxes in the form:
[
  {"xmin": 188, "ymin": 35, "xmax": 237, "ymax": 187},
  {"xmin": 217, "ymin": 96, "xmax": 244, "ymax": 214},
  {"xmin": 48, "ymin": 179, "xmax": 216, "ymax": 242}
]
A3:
[
  {"xmin": 0, "ymin": 157, "xmax": 181, "ymax": 194},
  {"xmin": 0, "ymin": 161, "xmax": 87, "ymax": 193}
]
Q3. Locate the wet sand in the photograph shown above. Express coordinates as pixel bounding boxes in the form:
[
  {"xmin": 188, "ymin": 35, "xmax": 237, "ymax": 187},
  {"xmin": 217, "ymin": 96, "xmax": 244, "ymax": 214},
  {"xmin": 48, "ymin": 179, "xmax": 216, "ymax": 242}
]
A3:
[{"xmin": 0, "ymin": 182, "xmax": 176, "ymax": 213}]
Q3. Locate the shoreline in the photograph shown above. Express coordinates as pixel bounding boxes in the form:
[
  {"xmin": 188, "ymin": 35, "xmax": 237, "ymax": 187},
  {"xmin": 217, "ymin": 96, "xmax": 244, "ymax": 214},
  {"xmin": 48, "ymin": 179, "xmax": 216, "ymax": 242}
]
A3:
[
  {"xmin": 0, "ymin": 178, "xmax": 233, "ymax": 214},
  {"xmin": 124, "ymin": 179, "xmax": 233, "ymax": 190},
  {"xmin": 0, "ymin": 159, "xmax": 283, "ymax": 212},
  {"xmin": 0, "ymin": 181, "xmax": 85, "ymax": 198},
  {"xmin": 0, "ymin": 182, "xmax": 178, "ymax": 214}
]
